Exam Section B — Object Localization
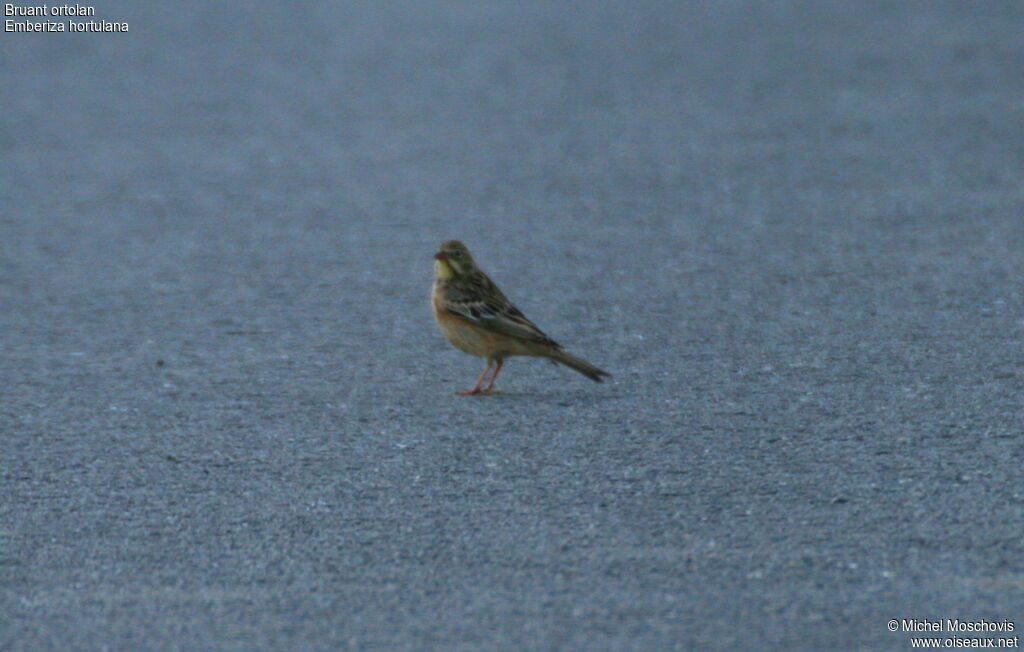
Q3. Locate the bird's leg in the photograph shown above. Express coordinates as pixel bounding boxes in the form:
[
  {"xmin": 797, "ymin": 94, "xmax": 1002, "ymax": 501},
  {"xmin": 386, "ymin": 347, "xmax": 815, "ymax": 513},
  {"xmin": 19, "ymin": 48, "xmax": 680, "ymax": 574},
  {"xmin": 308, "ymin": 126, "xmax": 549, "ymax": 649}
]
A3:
[
  {"xmin": 457, "ymin": 361, "xmax": 493, "ymax": 395},
  {"xmin": 482, "ymin": 359, "xmax": 505, "ymax": 393}
]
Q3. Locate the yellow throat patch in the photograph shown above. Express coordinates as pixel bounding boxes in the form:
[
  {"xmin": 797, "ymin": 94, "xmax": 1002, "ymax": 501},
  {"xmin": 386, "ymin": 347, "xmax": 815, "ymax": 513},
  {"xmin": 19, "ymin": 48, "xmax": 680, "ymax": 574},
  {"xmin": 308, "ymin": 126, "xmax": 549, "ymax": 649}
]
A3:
[{"xmin": 434, "ymin": 259, "xmax": 455, "ymax": 280}]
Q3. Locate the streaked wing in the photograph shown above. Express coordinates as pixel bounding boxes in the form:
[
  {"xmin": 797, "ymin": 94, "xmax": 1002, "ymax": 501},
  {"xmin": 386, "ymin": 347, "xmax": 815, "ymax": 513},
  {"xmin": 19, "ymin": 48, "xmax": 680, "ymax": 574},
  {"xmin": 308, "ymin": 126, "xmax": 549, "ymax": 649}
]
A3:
[{"xmin": 443, "ymin": 272, "xmax": 558, "ymax": 346}]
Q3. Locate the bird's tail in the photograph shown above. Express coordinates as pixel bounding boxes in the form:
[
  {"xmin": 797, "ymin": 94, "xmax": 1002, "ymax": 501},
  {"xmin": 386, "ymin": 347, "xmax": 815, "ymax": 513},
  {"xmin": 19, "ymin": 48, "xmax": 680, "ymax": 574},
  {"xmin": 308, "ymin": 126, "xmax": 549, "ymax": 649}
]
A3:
[{"xmin": 547, "ymin": 349, "xmax": 611, "ymax": 383}]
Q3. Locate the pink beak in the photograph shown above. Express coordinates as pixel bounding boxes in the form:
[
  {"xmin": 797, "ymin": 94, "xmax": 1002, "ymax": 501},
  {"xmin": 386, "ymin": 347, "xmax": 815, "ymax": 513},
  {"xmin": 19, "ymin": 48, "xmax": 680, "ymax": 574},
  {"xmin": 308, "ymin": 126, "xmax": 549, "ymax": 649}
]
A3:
[{"xmin": 434, "ymin": 252, "xmax": 447, "ymax": 260}]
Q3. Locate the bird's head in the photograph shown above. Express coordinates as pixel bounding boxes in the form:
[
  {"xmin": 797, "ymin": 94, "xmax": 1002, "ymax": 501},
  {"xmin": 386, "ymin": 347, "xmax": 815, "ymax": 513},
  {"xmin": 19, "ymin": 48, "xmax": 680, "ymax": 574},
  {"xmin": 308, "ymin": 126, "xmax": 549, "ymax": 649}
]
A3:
[{"xmin": 434, "ymin": 240, "xmax": 475, "ymax": 279}]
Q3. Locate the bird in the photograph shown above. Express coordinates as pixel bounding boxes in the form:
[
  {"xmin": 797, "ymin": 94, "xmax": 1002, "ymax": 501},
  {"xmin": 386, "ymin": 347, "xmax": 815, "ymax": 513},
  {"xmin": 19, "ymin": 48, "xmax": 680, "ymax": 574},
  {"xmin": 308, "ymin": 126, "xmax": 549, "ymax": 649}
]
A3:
[{"xmin": 431, "ymin": 239, "xmax": 610, "ymax": 395}]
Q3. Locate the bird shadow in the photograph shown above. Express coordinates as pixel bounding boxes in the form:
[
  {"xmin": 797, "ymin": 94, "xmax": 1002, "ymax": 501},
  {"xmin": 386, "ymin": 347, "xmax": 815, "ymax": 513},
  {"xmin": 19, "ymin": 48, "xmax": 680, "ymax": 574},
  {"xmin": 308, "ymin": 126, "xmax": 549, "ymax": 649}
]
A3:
[{"xmin": 457, "ymin": 387, "xmax": 621, "ymax": 407}]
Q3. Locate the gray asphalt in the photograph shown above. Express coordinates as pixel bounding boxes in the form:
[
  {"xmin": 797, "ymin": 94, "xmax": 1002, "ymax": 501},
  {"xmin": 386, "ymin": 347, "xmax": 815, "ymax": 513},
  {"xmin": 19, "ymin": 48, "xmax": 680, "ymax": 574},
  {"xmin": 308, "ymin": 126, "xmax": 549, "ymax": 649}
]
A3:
[{"xmin": 3, "ymin": 1, "xmax": 1023, "ymax": 650}]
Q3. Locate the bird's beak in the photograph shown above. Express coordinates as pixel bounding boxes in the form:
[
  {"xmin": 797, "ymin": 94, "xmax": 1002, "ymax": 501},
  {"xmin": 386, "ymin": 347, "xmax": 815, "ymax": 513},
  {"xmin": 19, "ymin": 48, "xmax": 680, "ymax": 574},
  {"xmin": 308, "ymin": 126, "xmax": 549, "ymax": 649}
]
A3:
[{"xmin": 434, "ymin": 252, "xmax": 447, "ymax": 260}]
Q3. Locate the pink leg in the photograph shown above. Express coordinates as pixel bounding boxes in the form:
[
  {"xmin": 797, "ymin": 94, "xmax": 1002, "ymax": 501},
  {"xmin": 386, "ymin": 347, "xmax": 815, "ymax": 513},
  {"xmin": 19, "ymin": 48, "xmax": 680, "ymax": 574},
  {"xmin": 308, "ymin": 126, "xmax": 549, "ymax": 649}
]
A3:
[
  {"xmin": 483, "ymin": 360, "xmax": 504, "ymax": 393},
  {"xmin": 457, "ymin": 361, "xmax": 493, "ymax": 395}
]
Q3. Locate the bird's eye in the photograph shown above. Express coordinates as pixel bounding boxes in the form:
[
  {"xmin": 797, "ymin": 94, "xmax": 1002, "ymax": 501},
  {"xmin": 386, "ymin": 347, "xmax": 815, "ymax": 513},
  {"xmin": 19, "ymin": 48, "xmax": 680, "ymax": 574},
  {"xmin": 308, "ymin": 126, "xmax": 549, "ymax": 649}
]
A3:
[{"xmin": 450, "ymin": 250, "xmax": 462, "ymax": 259}]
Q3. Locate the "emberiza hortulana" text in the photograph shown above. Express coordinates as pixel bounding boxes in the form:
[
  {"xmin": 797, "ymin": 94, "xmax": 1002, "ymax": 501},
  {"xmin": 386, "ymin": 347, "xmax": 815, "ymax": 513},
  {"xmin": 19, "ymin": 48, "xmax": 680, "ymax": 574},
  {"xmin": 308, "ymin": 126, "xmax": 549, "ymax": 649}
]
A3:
[{"xmin": 5, "ymin": 4, "xmax": 128, "ymax": 32}]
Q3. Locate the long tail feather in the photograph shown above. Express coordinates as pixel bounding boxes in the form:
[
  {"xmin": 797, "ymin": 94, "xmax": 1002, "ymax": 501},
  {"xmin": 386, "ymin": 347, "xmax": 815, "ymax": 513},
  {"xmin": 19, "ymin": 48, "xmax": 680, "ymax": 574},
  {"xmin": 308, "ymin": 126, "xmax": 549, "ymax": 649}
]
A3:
[{"xmin": 547, "ymin": 349, "xmax": 611, "ymax": 382}]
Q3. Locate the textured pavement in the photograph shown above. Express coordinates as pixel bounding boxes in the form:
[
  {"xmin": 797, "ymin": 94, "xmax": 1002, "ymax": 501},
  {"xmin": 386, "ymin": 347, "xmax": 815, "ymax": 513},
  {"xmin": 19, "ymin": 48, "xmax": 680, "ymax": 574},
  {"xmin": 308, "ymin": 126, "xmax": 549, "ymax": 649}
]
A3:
[{"xmin": 3, "ymin": 1, "xmax": 1023, "ymax": 650}]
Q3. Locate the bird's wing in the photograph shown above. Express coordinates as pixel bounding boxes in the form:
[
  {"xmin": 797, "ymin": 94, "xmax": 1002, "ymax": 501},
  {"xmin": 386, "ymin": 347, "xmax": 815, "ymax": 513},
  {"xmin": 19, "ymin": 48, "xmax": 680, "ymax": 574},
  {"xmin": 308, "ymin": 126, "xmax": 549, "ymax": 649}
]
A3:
[{"xmin": 443, "ymin": 273, "xmax": 559, "ymax": 346}]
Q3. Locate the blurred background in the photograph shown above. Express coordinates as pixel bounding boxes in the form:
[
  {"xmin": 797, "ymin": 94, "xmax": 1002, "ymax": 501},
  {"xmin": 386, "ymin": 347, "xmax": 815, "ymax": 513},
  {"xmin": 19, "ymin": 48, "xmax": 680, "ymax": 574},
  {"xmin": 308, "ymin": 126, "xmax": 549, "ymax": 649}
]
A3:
[{"xmin": 3, "ymin": 1, "xmax": 1023, "ymax": 649}]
